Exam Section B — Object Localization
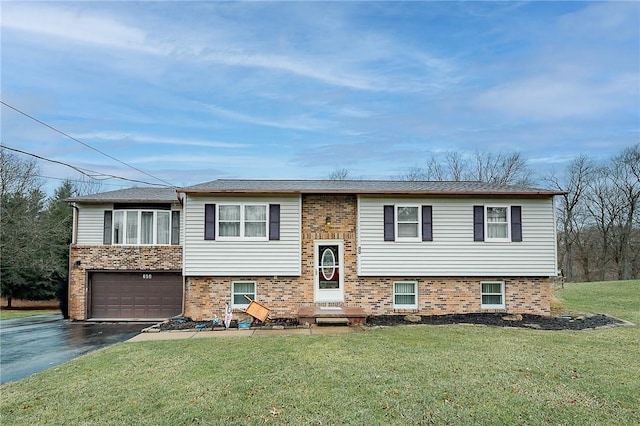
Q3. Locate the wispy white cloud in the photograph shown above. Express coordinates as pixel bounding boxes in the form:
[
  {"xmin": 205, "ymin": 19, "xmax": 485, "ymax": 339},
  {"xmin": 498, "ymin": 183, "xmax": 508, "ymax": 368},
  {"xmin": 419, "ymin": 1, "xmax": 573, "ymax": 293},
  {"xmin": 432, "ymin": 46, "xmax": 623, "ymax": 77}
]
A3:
[
  {"xmin": 74, "ymin": 132, "xmax": 248, "ymax": 149},
  {"xmin": 1, "ymin": 2, "xmax": 459, "ymax": 93},
  {"xmin": 1, "ymin": 3, "xmax": 168, "ymax": 55},
  {"xmin": 203, "ymin": 103, "xmax": 329, "ymax": 131},
  {"xmin": 475, "ymin": 72, "xmax": 638, "ymax": 119}
]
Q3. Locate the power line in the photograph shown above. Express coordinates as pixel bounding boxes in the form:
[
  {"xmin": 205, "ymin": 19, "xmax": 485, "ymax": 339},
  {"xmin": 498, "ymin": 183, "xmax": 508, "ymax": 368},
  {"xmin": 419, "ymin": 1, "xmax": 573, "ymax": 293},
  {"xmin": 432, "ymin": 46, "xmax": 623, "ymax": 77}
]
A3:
[
  {"xmin": 36, "ymin": 174, "xmax": 130, "ymax": 188},
  {"xmin": 1, "ymin": 100, "xmax": 176, "ymax": 187},
  {"xmin": 1, "ymin": 145, "xmax": 169, "ymax": 187}
]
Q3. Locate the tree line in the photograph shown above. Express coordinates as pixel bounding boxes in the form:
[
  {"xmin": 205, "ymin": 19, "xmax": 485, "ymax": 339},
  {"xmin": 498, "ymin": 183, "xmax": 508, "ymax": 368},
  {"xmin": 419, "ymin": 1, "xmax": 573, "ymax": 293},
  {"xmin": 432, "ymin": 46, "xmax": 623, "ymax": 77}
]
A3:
[{"xmin": 0, "ymin": 150, "xmax": 103, "ymax": 312}]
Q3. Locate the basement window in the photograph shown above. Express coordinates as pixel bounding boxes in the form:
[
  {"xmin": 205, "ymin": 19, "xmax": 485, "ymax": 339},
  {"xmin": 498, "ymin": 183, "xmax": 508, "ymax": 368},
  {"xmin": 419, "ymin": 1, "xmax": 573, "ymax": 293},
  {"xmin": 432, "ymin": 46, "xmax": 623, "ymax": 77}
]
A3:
[
  {"xmin": 480, "ymin": 281, "xmax": 505, "ymax": 309},
  {"xmin": 232, "ymin": 281, "xmax": 256, "ymax": 309},
  {"xmin": 394, "ymin": 281, "xmax": 418, "ymax": 309}
]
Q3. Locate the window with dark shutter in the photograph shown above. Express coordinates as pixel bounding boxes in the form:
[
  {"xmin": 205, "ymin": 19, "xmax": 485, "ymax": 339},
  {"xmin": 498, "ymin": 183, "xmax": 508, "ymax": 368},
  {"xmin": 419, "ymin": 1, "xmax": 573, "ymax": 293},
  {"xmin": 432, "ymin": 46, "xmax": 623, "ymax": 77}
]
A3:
[
  {"xmin": 171, "ymin": 211, "xmax": 180, "ymax": 245},
  {"xmin": 422, "ymin": 205, "xmax": 433, "ymax": 241},
  {"xmin": 204, "ymin": 204, "xmax": 216, "ymax": 240},
  {"xmin": 384, "ymin": 205, "xmax": 395, "ymax": 241},
  {"xmin": 473, "ymin": 205, "xmax": 484, "ymax": 242},
  {"xmin": 103, "ymin": 211, "xmax": 112, "ymax": 245},
  {"xmin": 511, "ymin": 206, "xmax": 522, "ymax": 242},
  {"xmin": 269, "ymin": 204, "xmax": 280, "ymax": 240}
]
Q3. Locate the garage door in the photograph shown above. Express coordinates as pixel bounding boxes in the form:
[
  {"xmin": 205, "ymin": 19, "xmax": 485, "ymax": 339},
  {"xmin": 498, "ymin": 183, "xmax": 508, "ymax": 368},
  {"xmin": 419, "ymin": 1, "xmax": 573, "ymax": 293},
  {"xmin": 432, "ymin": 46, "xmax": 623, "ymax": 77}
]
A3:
[{"xmin": 90, "ymin": 272, "xmax": 183, "ymax": 320}]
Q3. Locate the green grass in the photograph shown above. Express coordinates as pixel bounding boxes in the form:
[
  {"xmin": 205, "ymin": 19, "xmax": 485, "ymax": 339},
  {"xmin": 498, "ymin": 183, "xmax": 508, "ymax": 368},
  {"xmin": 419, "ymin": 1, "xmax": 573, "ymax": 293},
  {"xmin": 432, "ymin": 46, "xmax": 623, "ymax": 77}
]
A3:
[
  {"xmin": 555, "ymin": 280, "xmax": 640, "ymax": 324},
  {"xmin": 1, "ymin": 281, "xmax": 638, "ymax": 425},
  {"xmin": 0, "ymin": 309, "xmax": 59, "ymax": 320}
]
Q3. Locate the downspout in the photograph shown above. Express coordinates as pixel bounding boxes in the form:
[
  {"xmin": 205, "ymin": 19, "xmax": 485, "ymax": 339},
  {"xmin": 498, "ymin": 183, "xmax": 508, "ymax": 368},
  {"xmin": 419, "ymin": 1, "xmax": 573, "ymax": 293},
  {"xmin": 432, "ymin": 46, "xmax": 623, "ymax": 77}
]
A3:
[
  {"xmin": 69, "ymin": 202, "xmax": 80, "ymax": 321},
  {"xmin": 176, "ymin": 191, "xmax": 186, "ymax": 317},
  {"xmin": 70, "ymin": 203, "xmax": 79, "ymax": 245}
]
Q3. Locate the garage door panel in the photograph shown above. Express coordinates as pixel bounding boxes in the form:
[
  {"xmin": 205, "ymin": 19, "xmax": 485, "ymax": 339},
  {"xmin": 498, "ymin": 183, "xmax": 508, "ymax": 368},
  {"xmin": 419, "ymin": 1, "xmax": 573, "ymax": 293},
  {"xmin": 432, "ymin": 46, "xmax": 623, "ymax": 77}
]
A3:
[{"xmin": 91, "ymin": 272, "xmax": 182, "ymax": 320}]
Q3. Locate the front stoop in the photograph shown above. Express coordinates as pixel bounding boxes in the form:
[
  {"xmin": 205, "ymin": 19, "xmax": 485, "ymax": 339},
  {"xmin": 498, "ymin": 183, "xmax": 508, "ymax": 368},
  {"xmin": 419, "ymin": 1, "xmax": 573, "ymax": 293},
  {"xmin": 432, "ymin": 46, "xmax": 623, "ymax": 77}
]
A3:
[{"xmin": 298, "ymin": 306, "xmax": 367, "ymax": 326}]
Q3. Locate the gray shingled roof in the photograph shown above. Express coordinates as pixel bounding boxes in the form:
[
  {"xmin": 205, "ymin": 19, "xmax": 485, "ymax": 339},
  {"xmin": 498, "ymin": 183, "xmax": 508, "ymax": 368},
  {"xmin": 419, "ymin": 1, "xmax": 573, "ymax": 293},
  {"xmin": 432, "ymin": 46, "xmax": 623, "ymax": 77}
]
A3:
[
  {"xmin": 67, "ymin": 187, "xmax": 178, "ymax": 203},
  {"xmin": 178, "ymin": 179, "xmax": 562, "ymax": 196},
  {"xmin": 67, "ymin": 180, "xmax": 562, "ymax": 203}
]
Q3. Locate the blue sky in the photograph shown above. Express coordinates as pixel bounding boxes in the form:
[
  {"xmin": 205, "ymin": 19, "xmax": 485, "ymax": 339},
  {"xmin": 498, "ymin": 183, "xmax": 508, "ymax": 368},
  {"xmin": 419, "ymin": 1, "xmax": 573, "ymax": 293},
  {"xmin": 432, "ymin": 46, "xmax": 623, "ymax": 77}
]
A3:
[{"xmin": 1, "ymin": 1, "xmax": 638, "ymax": 193}]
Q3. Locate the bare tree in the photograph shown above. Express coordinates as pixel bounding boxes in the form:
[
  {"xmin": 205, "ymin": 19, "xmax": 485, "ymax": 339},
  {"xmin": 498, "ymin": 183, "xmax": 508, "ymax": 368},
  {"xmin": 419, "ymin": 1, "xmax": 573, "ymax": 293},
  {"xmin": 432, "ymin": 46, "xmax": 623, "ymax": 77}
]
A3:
[
  {"xmin": 0, "ymin": 148, "xmax": 40, "ymax": 197},
  {"xmin": 422, "ymin": 150, "xmax": 533, "ymax": 185},
  {"xmin": 470, "ymin": 151, "xmax": 534, "ymax": 185},
  {"xmin": 609, "ymin": 144, "xmax": 640, "ymax": 280},
  {"xmin": 327, "ymin": 168, "xmax": 352, "ymax": 180},
  {"xmin": 72, "ymin": 176, "xmax": 105, "ymax": 196},
  {"xmin": 423, "ymin": 151, "xmax": 466, "ymax": 181},
  {"xmin": 398, "ymin": 165, "xmax": 427, "ymax": 181},
  {"xmin": 584, "ymin": 166, "xmax": 619, "ymax": 281},
  {"xmin": 545, "ymin": 155, "xmax": 595, "ymax": 282}
]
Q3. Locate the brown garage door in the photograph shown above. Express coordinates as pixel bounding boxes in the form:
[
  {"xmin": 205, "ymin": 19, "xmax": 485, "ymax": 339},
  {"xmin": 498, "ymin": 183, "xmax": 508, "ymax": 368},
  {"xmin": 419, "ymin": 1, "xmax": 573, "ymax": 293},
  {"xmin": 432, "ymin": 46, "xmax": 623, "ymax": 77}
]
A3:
[{"xmin": 90, "ymin": 272, "xmax": 183, "ymax": 320}]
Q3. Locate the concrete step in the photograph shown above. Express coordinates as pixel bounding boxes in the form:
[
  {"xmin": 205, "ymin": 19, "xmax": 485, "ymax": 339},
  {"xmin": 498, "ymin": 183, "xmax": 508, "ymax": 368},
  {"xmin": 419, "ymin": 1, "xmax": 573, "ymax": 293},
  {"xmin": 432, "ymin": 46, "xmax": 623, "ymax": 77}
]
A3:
[
  {"xmin": 315, "ymin": 317, "xmax": 349, "ymax": 325},
  {"xmin": 298, "ymin": 306, "xmax": 367, "ymax": 326}
]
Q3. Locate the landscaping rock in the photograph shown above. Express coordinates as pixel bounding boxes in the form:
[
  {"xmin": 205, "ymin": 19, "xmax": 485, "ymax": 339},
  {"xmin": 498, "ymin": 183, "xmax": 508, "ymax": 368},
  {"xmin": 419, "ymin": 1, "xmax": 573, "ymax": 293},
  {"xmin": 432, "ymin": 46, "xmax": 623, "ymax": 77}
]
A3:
[
  {"xmin": 502, "ymin": 314, "xmax": 523, "ymax": 321},
  {"xmin": 404, "ymin": 314, "xmax": 422, "ymax": 323}
]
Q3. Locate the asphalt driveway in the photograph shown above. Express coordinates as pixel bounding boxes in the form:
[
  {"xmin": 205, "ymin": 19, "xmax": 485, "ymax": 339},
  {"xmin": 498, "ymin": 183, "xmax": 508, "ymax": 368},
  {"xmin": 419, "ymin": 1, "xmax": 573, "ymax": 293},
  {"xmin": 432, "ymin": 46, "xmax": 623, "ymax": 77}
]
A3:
[{"xmin": 0, "ymin": 314, "xmax": 151, "ymax": 384}]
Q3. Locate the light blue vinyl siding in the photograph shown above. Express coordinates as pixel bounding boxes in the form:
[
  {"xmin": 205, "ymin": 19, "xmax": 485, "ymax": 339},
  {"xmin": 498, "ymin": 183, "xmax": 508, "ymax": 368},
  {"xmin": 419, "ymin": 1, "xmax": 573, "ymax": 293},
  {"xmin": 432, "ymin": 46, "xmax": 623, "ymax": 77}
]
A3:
[
  {"xmin": 183, "ymin": 195, "xmax": 301, "ymax": 276},
  {"xmin": 357, "ymin": 196, "xmax": 557, "ymax": 277}
]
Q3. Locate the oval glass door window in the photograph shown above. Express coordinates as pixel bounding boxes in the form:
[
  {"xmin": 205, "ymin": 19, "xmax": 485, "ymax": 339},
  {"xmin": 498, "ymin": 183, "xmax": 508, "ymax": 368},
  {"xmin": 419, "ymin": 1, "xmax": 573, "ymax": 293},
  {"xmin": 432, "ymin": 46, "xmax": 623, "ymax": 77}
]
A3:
[{"xmin": 321, "ymin": 248, "xmax": 336, "ymax": 280}]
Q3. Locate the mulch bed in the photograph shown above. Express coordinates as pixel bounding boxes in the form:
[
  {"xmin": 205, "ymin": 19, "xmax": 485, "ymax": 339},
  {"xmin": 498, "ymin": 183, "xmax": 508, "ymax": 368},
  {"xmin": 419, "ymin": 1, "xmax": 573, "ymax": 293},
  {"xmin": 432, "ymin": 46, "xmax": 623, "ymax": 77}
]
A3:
[
  {"xmin": 367, "ymin": 313, "xmax": 626, "ymax": 330},
  {"xmin": 155, "ymin": 313, "xmax": 626, "ymax": 332}
]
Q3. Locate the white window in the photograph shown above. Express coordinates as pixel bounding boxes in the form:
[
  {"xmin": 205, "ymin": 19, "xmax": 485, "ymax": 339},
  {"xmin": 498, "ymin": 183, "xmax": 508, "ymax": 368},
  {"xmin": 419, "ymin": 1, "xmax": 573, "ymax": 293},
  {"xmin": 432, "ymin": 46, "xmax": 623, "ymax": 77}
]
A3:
[
  {"xmin": 396, "ymin": 206, "xmax": 420, "ymax": 241},
  {"xmin": 394, "ymin": 281, "xmax": 418, "ymax": 309},
  {"xmin": 141, "ymin": 211, "xmax": 154, "ymax": 244},
  {"xmin": 156, "ymin": 211, "xmax": 170, "ymax": 244},
  {"xmin": 232, "ymin": 281, "xmax": 256, "ymax": 309},
  {"xmin": 486, "ymin": 206, "xmax": 510, "ymax": 242},
  {"xmin": 217, "ymin": 204, "xmax": 267, "ymax": 240},
  {"xmin": 113, "ymin": 211, "xmax": 125, "ymax": 244},
  {"xmin": 112, "ymin": 210, "xmax": 173, "ymax": 245},
  {"xmin": 481, "ymin": 281, "xmax": 505, "ymax": 309}
]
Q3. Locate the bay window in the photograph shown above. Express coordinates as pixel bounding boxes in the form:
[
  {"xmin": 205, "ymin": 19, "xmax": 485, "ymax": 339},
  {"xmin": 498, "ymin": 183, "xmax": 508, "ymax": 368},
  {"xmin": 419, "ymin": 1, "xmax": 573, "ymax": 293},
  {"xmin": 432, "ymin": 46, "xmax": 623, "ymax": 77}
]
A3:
[{"xmin": 110, "ymin": 210, "xmax": 176, "ymax": 245}]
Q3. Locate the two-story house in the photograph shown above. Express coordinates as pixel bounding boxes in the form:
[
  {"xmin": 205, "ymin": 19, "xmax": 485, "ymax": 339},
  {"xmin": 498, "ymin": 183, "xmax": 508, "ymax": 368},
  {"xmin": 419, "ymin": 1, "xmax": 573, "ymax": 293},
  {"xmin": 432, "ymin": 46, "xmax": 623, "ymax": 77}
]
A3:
[{"xmin": 67, "ymin": 180, "xmax": 562, "ymax": 323}]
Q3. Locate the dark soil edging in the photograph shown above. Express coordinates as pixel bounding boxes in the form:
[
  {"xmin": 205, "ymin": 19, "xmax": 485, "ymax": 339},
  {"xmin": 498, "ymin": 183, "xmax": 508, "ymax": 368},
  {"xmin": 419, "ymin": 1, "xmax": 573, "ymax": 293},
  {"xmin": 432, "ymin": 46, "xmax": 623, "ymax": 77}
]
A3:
[{"xmin": 150, "ymin": 313, "xmax": 630, "ymax": 332}]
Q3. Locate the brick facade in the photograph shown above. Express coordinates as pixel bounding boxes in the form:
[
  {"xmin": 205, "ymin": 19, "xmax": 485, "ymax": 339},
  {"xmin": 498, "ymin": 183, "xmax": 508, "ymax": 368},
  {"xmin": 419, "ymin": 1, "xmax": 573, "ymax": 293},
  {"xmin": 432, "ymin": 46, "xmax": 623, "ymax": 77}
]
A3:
[
  {"xmin": 184, "ymin": 195, "xmax": 551, "ymax": 321},
  {"xmin": 68, "ymin": 245, "xmax": 182, "ymax": 320}
]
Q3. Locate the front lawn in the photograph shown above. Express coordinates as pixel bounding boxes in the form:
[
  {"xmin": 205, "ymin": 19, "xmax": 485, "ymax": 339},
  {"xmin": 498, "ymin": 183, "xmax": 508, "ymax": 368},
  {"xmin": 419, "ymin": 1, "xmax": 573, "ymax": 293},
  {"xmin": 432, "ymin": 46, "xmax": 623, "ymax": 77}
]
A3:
[
  {"xmin": 0, "ymin": 309, "xmax": 60, "ymax": 321},
  {"xmin": 1, "ymin": 281, "xmax": 638, "ymax": 425}
]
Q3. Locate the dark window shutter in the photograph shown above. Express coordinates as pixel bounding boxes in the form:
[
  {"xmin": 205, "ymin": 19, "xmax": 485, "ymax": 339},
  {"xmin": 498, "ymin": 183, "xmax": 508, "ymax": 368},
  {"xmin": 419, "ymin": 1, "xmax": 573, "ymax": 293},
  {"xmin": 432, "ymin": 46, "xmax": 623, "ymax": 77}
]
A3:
[
  {"xmin": 171, "ymin": 211, "xmax": 181, "ymax": 245},
  {"xmin": 511, "ymin": 206, "xmax": 522, "ymax": 242},
  {"xmin": 384, "ymin": 205, "xmax": 395, "ymax": 241},
  {"xmin": 204, "ymin": 204, "xmax": 216, "ymax": 240},
  {"xmin": 103, "ymin": 210, "xmax": 112, "ymax": 245},
  {"xmin": 473, "ymin": 205, "xmax": 484, "ymax": 242},
  {"xmin": 269, "ymin": 204, "xmax": 280, "ymax": 240},
  {"xmin": 422, "ymin": 205, "xmax": 433, "ymax": 241}
]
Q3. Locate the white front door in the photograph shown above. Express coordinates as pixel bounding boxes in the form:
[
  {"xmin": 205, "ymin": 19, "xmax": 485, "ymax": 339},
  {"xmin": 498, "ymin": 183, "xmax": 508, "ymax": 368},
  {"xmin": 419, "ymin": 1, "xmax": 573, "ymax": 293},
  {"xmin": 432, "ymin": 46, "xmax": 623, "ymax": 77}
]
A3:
[{"xmin": 314, "ymin": 240, "xmax": 344, "ymax": 303}]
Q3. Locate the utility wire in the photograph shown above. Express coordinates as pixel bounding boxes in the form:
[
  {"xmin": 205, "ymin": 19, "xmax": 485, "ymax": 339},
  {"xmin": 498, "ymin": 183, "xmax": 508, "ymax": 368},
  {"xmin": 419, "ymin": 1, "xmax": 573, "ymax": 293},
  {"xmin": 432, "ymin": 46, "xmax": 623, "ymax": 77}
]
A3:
[
  {"xmin": 36, "ymin": 174, "xmax": 129, "ymax": 188},
  {"xmin": 1, "ymin": 100, "xmax": 176, "ymax": 187},
  {"xmin": 1, "ymin": 145, "xmax": 169, "ymax": 187}
]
